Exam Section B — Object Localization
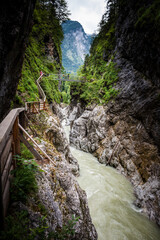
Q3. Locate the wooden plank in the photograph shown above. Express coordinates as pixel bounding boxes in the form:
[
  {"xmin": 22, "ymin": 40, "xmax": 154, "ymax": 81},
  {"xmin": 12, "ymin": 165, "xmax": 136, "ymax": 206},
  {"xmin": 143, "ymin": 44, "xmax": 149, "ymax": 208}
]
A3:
[
  {"xmin": 18, "ymin": 124, "xmax": 55, "ymax": 165},
  {"xmin": 34, "ymin": 104, "xmax": 39, "ymax": 114},
  {"xmin": 12, "ymin": 141, "xmax": 16, "ymax": 169},
  {"xmin": 1, "ymin": 152, "xmax": 12, "ymax": 193},
  {"xmin": 0, "ymin": 136, "xmax": 12, "ymax": 174},
  {"xmin": 37, "ymin": 77, "xmax": 46, "ymax": 102},
  {"xmin": 50, "ymin": 78, "xmax": 81, "ymax": 82},
  {"xmin": 28, "ymin": 103, "xmax": 31, "ymax": 113},
  {"xmin": 19, "ymin": 111, "xmax": 26, "ymax": 129},
  {"xmin": 0, "ymin": 154, "xmax": 3, "ymax": 230},
  {"xmin": 2, "ymin": 179, "xmax": 10, "ymax": 217},
  {"xmin": 40, "ymin": 104, "xmax": 43, "ymax": 110},
  {"xmin": 0, "ymin": 108, "xmax": 24, "ymax": 155},
  {"xmin": 19, "ymin": 133, "xmax": 43, "ymax": 161},
  {"xmin": 43, "ymin": 102, "xmax": 46, "ymax": 110},
  {"xmin": 13, "ymin": 117, "xmax": 20, "ymax": 156}
]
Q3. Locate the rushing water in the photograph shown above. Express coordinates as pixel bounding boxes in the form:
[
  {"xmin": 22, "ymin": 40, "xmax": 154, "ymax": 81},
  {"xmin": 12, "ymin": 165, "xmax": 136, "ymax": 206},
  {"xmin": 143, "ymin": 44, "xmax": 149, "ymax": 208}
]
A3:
[{"xmin": 63, "ymin": 124, "xmax": 160, "ymax": 240}]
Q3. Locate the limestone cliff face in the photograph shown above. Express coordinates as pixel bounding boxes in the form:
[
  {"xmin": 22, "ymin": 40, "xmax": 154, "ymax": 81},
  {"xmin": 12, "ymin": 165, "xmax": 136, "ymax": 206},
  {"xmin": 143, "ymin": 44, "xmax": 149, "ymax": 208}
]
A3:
[
  {"xmin": 116, "ymin": 0, "xmax": 160, "ymax": 83},
  {"xmin": 61, "ymin": 20, "xmax": 92, "ymax": 73},
  {"xmin": 69, "ymin": 100, "xmax": 160, "ymax": 225},
  {"xmin": 0, "ymin": 0, "xmax": 36, "ymax": 121},
  {"xmin": 44, "ymin": 35, "xmax": 60, "ymax": 64},
  {"xmin": 115, "ymin": 0, "xmax": 160, "ymax": 151}
]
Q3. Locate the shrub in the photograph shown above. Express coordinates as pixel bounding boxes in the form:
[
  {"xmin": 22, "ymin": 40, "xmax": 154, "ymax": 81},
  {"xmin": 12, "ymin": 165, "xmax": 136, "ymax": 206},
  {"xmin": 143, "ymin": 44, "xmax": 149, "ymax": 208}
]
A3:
[{"xmin": 10, "ymin": 156, "xmax": 38, "ymax": 202}]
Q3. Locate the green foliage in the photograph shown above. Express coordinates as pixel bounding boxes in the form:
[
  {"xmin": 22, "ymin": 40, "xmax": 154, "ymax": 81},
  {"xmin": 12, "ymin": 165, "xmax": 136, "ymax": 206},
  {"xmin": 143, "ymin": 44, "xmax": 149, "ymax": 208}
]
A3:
[
  {"xmin": 71, "ymin": 60, "xmax": 119, "ymax": 105},
  {"xmin": 40, "ymin": 75, "xmax": 61, "ymax": 103},
  {"xmin": 68, "ymin": 0, "xmax": 119, "ymax": 105},
  {"xmin": 17, "ymin": 0, "xmax": 70, "ymax": 104},
  {"xmin": 0, "ymin": 210, "xmax": 48, "ymax": 240},
  {"xmin": 89, "ymin": 0, "xmax": 117, "ymax": 65},
  {"xmin": 20, "ymin": 143, "xmax": 34, "ymax": 160},
  {"xmin": 29, "ymin": 216, "xmax": 48, "ymax": 240},
  {"xmin": 48, "ymin": 215, "xmax": 79, "ymax": 240},
  {"xmin": 10, "ymin": 156, "xmax": 38, "ymax": 202},
  {"xmin": 0, "ymin": 210, "xmax": 31, "ymax": 240},
  {"xmin": 135, "ymin": 0, "xmax": 160, "ymax": 30},
  {"xmin": 0, "ymin": 212, "xmax": 79, "ymax": 240},
  {"xmin": 61, "ymin": 81, "xmax": 71, "ymax": 104}
]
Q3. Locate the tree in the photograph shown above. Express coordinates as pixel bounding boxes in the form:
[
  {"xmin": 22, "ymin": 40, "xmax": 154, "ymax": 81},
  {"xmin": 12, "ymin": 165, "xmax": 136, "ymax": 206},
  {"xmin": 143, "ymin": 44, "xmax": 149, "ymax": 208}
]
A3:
[{"xmin": 53, "ymin": 0, "xmax": 70, "ymax": 22}]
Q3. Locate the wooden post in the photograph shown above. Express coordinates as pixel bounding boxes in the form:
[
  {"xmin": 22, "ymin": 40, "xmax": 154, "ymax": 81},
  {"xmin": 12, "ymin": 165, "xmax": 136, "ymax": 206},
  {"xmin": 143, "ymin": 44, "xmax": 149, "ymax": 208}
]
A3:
[
  {"xmin": 19, "ymin": 111, "xmax": 26, "ymax": 129},
  {"xmin": 28, "ymin": 103, "xmax": 30, "ymax": 113},
  {"xmin": 18, "ymin": 124, "xmax": 55, "ymax": 165},
  {"xmin": 43, "ymin": 102, "xmax": 46, "ymax": 110},
  {"xmin": 0, "ymin": 159, "xmax": 3, "ymax": 230},
  {"xmin": 19, "ymin": 133, "xmax": 43, "ymax": 161},
  {"xmin": 0, "ymin": 108, "xmax": 25, "ymax": 228},
  {"xmin": 12, "ymin": 117, "xmax": 20, "ymax": 166},
  {"xmin": 33, "ymin": 103, "xmax": 35, "ymax": 113}
]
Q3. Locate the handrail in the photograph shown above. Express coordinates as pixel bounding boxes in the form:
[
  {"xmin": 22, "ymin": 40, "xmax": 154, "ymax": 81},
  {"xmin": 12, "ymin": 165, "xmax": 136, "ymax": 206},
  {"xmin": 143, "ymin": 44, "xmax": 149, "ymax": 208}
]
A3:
[
  {"xmin": 0, "ymin": 108, "xmax": 25, "ymax": 155},
  {"xmin": 25, "ymin": 73, "xmax": 47, "ymax": 113},
  {"xmin": 36, "ymin": 73, "xmax": 46, "ymax": 102},
  {"xmin": 0, "ymin": 108, "xmax": 25, "ymax": 228},
  {"xmin": 19, "ymin": 124, "xmax": 55, "ymax": 165},
  {"xmin": 0, "ymin": 73, "xmax": 48, "ymax": 227},
  {"xmin": 43, "ymin": 73, "xmax": 83, "ymax": 83}
]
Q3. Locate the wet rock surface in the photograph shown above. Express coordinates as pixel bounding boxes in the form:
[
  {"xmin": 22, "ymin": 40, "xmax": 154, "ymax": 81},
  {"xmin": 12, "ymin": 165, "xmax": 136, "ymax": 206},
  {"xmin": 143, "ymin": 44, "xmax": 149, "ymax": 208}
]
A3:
[
  {"xmin": 69, "ymin": 57, "xmax": 160, "ymax": 226},
  {"xmin": 34, "ymin": 163, "xmax": 97, "ymax": 239},
  {"xmin": 0, "ymin": 0, "xmax": 36, "ymax": 121},
  {"xmin": 10, "ymin": 110, "xmax": 97, "ymax": 239}
]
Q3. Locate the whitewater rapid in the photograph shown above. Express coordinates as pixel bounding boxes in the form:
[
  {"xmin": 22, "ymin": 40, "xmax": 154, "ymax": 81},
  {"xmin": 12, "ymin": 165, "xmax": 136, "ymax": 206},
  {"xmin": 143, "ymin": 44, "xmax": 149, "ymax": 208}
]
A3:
[{"xmin": 63, "ymin": 124, "xmax": 160, "ymax": 240}]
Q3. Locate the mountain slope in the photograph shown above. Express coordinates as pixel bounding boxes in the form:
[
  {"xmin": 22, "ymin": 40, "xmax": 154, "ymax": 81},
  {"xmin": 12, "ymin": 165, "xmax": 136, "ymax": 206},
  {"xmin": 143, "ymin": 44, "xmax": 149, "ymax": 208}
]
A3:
[{"xmin": 61, "ymin": 20, "xmax": 93, "ymax": 73}]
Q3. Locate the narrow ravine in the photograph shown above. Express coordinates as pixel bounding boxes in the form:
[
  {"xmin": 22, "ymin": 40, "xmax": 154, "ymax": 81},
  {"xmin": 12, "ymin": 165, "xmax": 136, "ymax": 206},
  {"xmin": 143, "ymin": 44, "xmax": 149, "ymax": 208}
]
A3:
[{"xmin": 63, "ymin": 124, "xmax": 160, "ymax": 240}]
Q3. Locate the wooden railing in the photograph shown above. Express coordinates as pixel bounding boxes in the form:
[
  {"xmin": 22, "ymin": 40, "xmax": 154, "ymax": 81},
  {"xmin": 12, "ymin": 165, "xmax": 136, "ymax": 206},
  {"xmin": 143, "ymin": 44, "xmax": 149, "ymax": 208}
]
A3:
[
  {"xmin": 0, "ymin": 73, "xmax": 49, "ymax": 228},
  {"xmin": 45, "ymin": 73, "xmax": 83, "ymax": 82},
  {"xmin": 25, "ymin": 73, "xmax": 48, "ymax": 114},
  {"xmin": 0, "ymin": 107, "xmax": 54, "ymax": 228},
  {"xmin": 25, "ymin": 101, "xmax": 47, "ymax": 114},
  {"xmin": 36, "ymin": 74, "xmax": 46, "ymax": 102},
  {"xmin": 0, "ymin": 108, "xmax": 25, "ymax": 228}
]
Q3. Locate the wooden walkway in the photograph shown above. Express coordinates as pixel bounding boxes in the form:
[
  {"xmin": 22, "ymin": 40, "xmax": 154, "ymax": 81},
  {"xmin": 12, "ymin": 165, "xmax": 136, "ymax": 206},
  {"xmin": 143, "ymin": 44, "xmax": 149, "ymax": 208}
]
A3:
[
  {"xmin": 45, "ymin": 73, "xmax": 83, "ymax": 83},
  {"xmin": 0, "ymin": 72, "xmax": 54, "ymax": 228},
  {"xmin": 0, "ymin": 70, "xmax": 82, "ymax": 226}
]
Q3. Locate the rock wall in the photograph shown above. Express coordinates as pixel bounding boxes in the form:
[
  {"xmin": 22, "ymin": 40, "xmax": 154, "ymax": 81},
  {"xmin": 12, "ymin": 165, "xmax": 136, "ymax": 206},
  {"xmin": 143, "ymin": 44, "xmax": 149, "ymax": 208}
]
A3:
[
  {"xmin": 17, "ymin": 109, "xmax": 97, "ymax": 239},
  {"xmin": 116, "ymin": 0, "xmax": 160, "ymax": 84},
  {"xmin": 61, "ymin": 20, "xmax": 92, "ymax": 73},
  {"xmin": 0, "ymin": 0, "xmax": 36, "ymax": 121},
  {"xmin": 44, "ymin": 35, "xmax": 60, "ymax": 64},
  {"xmin": 69, "ymin": 56, "xmax": 160, "ymax": 226},
  {"xmin": 115, "ymin": 0, "xmax": 160, "ymax": 150},
  {"xmin": 69, "ymin": 0, "xmax": 160, "ymax": 226}
]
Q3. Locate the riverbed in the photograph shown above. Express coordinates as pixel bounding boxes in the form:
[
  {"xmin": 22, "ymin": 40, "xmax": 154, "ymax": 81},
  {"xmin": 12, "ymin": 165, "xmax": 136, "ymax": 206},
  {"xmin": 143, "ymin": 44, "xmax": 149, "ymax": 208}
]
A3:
[{"xmin": 63, "ymin": 124, "xmax": 160, "ymax": 240}]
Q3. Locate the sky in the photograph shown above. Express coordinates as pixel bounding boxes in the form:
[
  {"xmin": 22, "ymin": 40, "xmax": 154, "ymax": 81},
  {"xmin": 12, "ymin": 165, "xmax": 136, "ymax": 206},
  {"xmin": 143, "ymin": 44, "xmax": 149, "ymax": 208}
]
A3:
[{"xmin": 66, "ymin": 0, "xmax": 106, "ymax": 34}]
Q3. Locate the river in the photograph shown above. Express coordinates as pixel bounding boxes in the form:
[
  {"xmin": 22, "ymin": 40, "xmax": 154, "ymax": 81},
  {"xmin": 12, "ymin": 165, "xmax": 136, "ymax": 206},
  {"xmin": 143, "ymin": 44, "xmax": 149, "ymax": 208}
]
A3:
[{"xmin": 63, "ymin": 124, "xmax": 160, "ymax": 240}]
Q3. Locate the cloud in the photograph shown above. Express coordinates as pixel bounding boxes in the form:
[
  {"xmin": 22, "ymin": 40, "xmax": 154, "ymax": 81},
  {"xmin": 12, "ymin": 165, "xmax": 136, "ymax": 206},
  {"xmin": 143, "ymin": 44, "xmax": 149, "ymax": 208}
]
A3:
[{"xmin": 66, "ymin": 0, "xmax": 106, "ymax": 34}]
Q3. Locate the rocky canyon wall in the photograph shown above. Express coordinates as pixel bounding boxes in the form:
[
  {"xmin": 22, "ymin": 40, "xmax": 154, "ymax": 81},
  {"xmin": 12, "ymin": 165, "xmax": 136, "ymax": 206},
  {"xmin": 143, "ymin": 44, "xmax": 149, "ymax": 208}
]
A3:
[
  {"xmin": 24, "ymin": 108, "xmax": 97, "ymax": 239},
  {"xmin": 0, "ymin": 0, "xmax": 36, "ymax": 121},
  {"xmin": 69, "ymin": 0, "xmax": 160, "ymax": 226},
  {"xmin": 115, "ymin": 0, "xmax": 160, "ymax": 151}
]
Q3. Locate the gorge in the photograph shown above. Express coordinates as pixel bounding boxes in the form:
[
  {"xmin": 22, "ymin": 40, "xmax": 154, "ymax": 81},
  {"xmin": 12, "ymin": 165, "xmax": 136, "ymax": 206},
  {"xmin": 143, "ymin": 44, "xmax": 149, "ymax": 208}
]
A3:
[{"xmin": 0, "ymin": 0, "xmax": 160, "ymax": 239}]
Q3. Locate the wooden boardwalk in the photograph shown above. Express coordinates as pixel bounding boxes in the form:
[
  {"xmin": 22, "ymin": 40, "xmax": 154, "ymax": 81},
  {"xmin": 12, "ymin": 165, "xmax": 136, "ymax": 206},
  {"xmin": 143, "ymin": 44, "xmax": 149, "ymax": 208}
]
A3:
[
  {"xmin": 0, "ymin": 72, "xmax": 54, "ymax": 228},
  {"xmin": 45, "ymin": 74, "xmax": 83, "ymax": 83},
  {"xmin": 0, "ymin": 71, "xmax": 81, "ymax": 225}
]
